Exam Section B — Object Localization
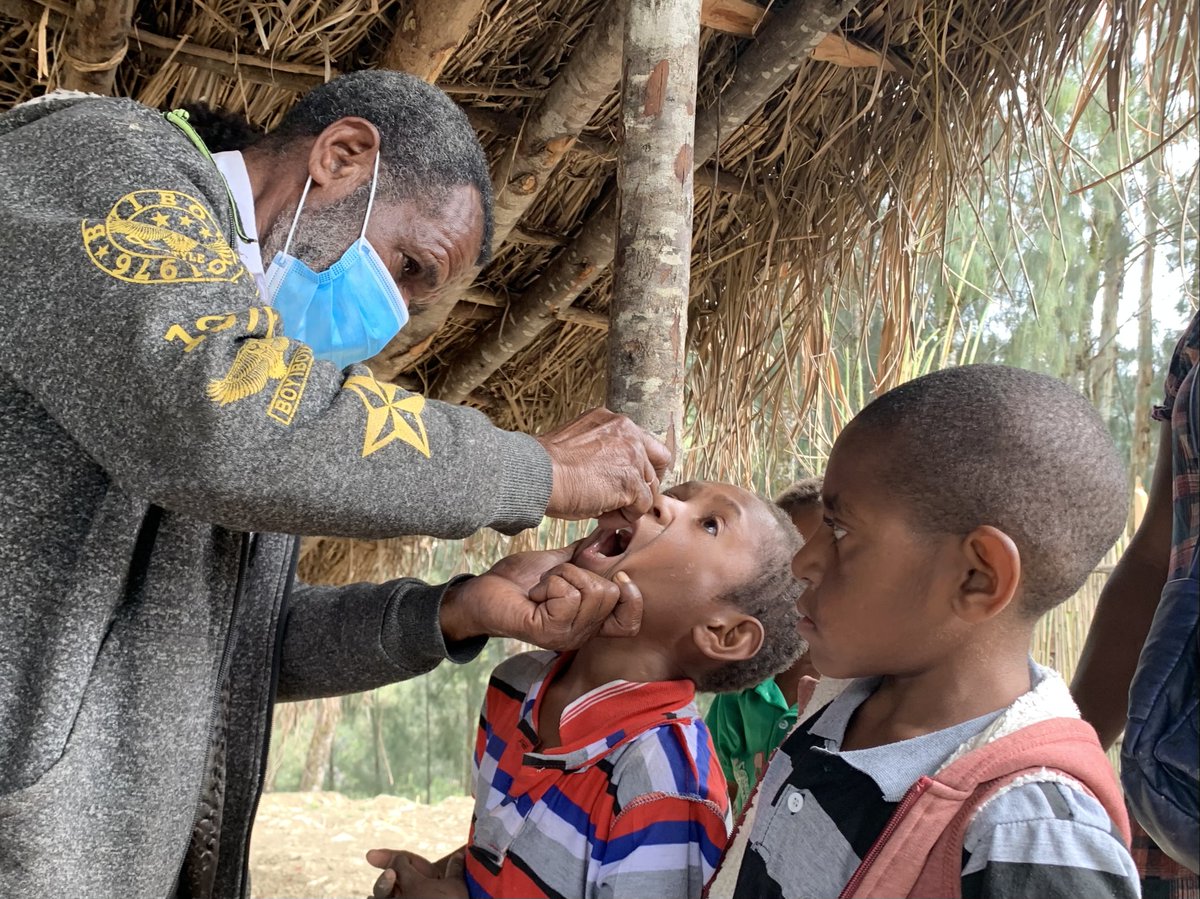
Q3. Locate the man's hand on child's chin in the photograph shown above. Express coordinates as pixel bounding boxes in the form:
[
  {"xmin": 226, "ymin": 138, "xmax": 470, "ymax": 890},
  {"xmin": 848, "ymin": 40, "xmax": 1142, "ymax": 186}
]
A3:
[
  {"xmin": 367, "ymin": 848, "xmax": 468, "ymax": 899},
  {"xmin": 484, "ymin": 544, "xmax": 580, "ymax": 593},
  {"xmin": 528, "ymin": 563, "xmax": 644, "ymax": 640},
  {"xmin": 441, "ymin": 554, "xmax": 644, "ymax": 650}
]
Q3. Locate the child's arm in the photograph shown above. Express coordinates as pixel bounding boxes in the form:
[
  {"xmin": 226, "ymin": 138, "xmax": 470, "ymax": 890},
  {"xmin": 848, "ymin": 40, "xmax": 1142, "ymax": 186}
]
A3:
[
  {"xmin": 1071, "ymin": 417, "xmax": 1174, "ymax": 748},
  {"xmin": 596, "ymin": 794, "xmax": 729, "ymax": 899},
  {"xmin": 960, "ymin": 781, "xmax": 1140, "ymax": 898}
]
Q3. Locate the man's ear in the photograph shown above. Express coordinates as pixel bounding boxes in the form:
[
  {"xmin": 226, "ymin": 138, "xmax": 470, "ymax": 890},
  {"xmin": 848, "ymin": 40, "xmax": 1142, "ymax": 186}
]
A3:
[
  {"xmin": 953, "ymin": 525, "xmax": 1021, "ymax": 622},
  {"xmin": 691, "ymin": 612, "xmax": 765, "ymax": 665},
  {"xmin": 307, "ymin": 116, "xmax": 381, "ymax": 199}
]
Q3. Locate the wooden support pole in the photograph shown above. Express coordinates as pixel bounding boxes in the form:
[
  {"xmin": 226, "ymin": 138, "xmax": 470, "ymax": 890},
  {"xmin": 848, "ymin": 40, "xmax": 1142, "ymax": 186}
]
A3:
[
  {"xmin": 381, "ymin": 0, "xmax": 488, "ymax": 83},
  {"xmin": 60, "ymin": 0, "xmax": 136, "ymax": 94},
  {"xmin": 606, "ymin": 0, "xmax": 701, "ymax": 454},
  {"xmin": 429, "ymin": 0, "xmax": 857, "ymax": 402}
]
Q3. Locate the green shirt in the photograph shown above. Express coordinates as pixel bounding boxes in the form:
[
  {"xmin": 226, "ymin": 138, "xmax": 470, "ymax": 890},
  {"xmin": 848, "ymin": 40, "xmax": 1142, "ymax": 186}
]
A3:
[{"xmin": 706, "ymin": 677, "xmax": 798, "ymax": 814}]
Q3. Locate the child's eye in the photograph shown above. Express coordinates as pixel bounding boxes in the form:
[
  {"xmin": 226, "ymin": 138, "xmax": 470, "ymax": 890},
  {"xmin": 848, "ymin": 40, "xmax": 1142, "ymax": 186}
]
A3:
[
  {"xmin": 823, "ymin": 516, "xmax": 848, "ymax": 541},
  {"xmin": 702, "ymin": 516, "xmax": 720, "ymax": 536}
]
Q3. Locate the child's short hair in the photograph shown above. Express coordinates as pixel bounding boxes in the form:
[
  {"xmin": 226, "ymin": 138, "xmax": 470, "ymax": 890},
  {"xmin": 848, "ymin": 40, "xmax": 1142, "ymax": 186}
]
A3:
[
  {"xmin": 695, "ymin": 501, "xmax": 804, "ymax": 693},
  {"xmin": 774, "ymin": 476, "xmax": 823, "ymax": 518},
  {"xmin": 851, "ymin": 364, "xmax": 1127, "ymax": 617}
]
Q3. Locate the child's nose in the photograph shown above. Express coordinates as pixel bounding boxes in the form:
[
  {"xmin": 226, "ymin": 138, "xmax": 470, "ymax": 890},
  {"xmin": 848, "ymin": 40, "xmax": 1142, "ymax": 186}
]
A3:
[
  {"xmin": 650, "ymin": 492, "xmax": 681, "ymax": 525},
  {"xmin": 791, "ymin": 527, "xmax": 831, "ymax": 581}
]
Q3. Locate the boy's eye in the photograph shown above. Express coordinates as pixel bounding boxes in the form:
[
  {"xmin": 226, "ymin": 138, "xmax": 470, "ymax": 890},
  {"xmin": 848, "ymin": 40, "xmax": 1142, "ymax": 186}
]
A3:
[
  {"xmin": 824, "ymin": 516, "xmax": 848, "ymax": 541},
  {"xmin": 702, "ymin": 516, "xmax": 720, "ymax": 536}
]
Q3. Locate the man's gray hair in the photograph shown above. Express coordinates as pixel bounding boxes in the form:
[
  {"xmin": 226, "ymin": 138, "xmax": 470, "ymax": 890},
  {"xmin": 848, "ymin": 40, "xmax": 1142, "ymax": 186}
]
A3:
[{"xmin": 261, "ymin": 70, "xmax": 494, "ymax": 266}]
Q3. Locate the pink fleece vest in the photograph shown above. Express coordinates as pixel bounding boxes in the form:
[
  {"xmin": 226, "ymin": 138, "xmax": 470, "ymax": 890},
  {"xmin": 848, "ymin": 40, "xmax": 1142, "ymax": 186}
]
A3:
[{"xmin": 839, "ymin": 717, "xmax": 1131, "ymax": 899}]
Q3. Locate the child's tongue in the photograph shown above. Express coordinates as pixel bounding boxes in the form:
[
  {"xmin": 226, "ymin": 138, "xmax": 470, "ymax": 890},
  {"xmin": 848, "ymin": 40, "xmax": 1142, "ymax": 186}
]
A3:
[{"xmin": 573, "ymin": 529, "xmax": 630, "ymax": 573}]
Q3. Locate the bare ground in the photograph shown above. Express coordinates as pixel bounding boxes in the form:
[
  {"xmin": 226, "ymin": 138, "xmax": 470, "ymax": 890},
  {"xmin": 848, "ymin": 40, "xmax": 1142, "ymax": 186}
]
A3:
[{"xmin": 249, "ymin": 792, "xmax": 473, "ymax": 899}]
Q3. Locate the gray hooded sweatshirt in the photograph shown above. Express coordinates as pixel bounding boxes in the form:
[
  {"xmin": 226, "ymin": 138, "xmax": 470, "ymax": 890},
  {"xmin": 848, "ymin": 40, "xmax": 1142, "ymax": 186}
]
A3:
[{"xmin": 0, "ymin": 94, "xmax": 552, "ymax": 898}]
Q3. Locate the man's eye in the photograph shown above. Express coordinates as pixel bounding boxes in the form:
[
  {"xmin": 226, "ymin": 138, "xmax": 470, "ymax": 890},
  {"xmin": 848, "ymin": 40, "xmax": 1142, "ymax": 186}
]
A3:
[
  {"xmin": 702, "ymin": 517, "xmax": 720, "ymax": 536},
  {"xmin": 400, "ymin": 256, "xmax": 421, "ymax": 277}
]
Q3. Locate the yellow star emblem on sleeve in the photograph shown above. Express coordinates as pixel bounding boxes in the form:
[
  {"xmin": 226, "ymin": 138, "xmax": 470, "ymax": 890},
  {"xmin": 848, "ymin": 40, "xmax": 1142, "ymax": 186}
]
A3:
[{"xmin": 344, "ymin": 376, "xmax": 432, "ymax": 459}]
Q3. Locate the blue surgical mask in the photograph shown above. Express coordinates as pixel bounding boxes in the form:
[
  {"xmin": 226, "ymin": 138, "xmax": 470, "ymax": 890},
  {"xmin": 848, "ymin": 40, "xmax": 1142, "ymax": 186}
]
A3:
[{"xmin": 264, "ymin": 151, "xmax": 409, "ymax": 369}]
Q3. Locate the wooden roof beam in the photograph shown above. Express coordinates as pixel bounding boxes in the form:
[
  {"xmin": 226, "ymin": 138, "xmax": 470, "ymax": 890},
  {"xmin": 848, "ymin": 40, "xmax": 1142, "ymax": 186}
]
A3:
[
  {"xmin": 372, "ymin": 2, "xmax": 627, "ymax": 373},
  {"xmin": 381, "ymin": 0, "xmax": 488, "ymax": 83},
  {"xmin": 489, "ymin": 2, "xmax": 625, "ymax": 249},
  {"xmin": 700, "ymin": 0, "xmax": 768, "ymax": 37},
  {"xmin": 61, "ymin": 0, "xmax": 136, "ymax": 94},
  {"xmin": 430, "ymin": 0, "xmax": 860, "ymax": 404},
  {"xmin": 700, "ymin": 0, "xmax": 907, "ymax": 76}
]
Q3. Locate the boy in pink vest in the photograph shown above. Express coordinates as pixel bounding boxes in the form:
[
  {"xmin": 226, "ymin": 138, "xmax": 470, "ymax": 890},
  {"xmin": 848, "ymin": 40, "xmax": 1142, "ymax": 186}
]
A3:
[{"xmin": 707, "ymin": 365, "xmax": 1140, "ymax": 899}]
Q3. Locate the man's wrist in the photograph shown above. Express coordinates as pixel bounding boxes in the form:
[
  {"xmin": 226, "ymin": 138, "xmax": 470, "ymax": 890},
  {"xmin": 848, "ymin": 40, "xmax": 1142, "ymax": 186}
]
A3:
[{"xmin": 439, "ymin": 579, "xmax": 481, "ymax": 643}]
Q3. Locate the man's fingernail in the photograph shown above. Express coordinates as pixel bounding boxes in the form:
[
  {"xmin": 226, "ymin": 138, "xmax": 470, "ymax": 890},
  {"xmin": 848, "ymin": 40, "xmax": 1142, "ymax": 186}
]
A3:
[{"xmin": 615, "ymin": 571, "xmax": 630, "ymax": 585}]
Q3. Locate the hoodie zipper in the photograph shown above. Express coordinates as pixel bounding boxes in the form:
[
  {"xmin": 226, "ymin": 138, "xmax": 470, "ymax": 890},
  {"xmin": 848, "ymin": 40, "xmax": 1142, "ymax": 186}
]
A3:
[
  {"xmin": 838, "ymin": 776, "xmax": 933, "ymax": 899},
  {"xmin": 171, "ymin": 531, "xmax": 253, "ymax": 897},
  {"xmin": 235, "ymin": 535, "xmax": 299, "ymax": 898}
]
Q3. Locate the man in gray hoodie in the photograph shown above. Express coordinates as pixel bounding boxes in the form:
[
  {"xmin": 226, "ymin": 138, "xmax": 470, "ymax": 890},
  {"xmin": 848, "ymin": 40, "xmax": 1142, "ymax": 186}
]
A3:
[{"xmin": 0, "ymin": 71, "xmax": 669, "ymax": 898}]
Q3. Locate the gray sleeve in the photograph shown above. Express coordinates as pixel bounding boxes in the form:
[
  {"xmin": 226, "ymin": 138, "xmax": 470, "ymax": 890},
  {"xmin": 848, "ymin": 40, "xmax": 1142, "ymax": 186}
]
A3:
[
  {"xmin": 0, "ymin": 99, "xmax": 551, "ymax": 539},
  {"xmin": 276, "ymin": 575, "xmax": 487, "ymax": 702},
  {"xmin": 961, "ymin": 780, "xmax": 1141, "ymax": 899}
]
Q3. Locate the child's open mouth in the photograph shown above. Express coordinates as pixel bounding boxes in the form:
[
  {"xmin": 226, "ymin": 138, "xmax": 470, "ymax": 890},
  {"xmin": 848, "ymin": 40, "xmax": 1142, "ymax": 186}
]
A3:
[{"xmin": 572, "ymin": 527, "xmax": 634, "ymax": 573}]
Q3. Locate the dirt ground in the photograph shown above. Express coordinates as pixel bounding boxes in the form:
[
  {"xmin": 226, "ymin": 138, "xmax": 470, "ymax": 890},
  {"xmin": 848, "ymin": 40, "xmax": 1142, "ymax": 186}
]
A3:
[{"xmin": 249, "ymin": 792, "xmax": 473, "ymax": 898}]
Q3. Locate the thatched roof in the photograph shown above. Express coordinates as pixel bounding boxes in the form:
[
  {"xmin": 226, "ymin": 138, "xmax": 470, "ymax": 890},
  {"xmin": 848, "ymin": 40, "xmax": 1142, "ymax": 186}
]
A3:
[{"xmin": 2, "ymin": 0, "xmax": 1189, "ymax": 583}]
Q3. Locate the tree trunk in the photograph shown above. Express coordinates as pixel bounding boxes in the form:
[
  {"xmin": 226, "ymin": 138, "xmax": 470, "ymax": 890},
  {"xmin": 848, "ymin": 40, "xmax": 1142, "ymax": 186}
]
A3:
[
  {"xmin": 299, "ymin": 698, "xmax": 341, "ymax": 792},
  {"xmin": 424, "ymin": 678, "xmax": 433, "ymax": 805},
  {"xmin": 1094, "ymin": 212, "xmax": 1128, "ymax": 421},
  {"xmin": 1131, "ymin": 78, "xmax": 1166, "ymax": 521},
  {"xmin": 605, "ymin": 0, "xmax": 702, "ymax": 459}
]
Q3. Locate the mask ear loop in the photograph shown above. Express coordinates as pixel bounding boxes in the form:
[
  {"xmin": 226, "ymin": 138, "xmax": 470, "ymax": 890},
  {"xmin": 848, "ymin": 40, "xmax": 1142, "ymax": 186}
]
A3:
[
  {"xmin": 280, "ymin": 176, "xmax": 313, "ymax": 258},
  {"xmin": 359, "ymin": 150, "xmax": 382, "ymax": 240}
]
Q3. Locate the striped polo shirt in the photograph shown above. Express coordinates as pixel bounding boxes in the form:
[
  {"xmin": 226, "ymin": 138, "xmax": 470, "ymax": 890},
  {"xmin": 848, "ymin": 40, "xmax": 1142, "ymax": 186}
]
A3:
[
  {"xmin": 727, "ymin": 665, "xmax": 1140, "ymax": 899},
  {"xmin": 466, "ymin": 651, "xmax": 731, "ymax": 899}
]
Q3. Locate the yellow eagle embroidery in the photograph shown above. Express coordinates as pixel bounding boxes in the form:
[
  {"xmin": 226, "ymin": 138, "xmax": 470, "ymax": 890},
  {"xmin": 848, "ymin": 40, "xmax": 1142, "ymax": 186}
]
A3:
[
  {"xmin": 206, "ymin": 338, "xmax": 291, "ymax": 406},
  {"xmin": 82, "ymin": 189, "xmax": 248, "ymax": 284}
]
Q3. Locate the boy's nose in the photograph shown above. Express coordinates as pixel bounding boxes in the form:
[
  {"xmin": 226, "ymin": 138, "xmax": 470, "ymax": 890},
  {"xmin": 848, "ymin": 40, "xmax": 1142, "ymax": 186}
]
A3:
[
  {"xmin": 791, "ymin": 526, "xmax": 831, "ymax": 581},
  {"xmin": 649, "ymin": 491, "xmax": 682, "ymax": 526}
]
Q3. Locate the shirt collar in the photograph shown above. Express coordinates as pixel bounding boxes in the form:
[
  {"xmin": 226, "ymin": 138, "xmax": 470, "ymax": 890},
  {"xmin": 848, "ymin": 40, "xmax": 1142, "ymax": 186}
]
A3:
[
  {"xmin": 805, "ymin": 661, "xmax": 1050, "ymax": 800},
  {"xmin": 211, "ymin": 150, "xmax": 265, "ymax": 290},
  {"xmin": 520, "ymin": 653, "xmax": 698, "ymax": 771}
]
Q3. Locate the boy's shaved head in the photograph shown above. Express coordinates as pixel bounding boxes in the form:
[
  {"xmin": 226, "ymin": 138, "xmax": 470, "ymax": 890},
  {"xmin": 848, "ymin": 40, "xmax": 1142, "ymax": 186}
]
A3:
[
  {"xmin": 696, "ymin": 502, "xmax": 804, "ymax": 693},
  {"xmin": 849, "ymin": 364, "xmax": 1127, "ymax": 617}
]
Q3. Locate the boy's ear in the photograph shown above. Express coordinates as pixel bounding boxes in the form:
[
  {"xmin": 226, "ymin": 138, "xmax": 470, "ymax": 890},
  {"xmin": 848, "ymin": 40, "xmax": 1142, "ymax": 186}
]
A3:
[
  {"xmin": 953, "ymin": 525, "xmax": 1021, "ymax": 623},
  {"xmin": 691, "ymin": 612, "xmax": 765, "ymax": 665}
]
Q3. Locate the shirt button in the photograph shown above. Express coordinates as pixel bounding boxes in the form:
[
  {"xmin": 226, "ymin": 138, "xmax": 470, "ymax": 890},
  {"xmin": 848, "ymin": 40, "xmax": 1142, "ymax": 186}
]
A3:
[
  {"xmin": 778, "ymin": 720, "xmax": 789, "ymax": 729},
  {"xmin": 787, "ymin": 792, "xmax": 805, "ymax": 813}
]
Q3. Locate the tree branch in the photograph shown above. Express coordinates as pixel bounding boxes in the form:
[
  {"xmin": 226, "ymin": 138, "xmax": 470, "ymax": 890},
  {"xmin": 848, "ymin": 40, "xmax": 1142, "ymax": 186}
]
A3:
[{"xmin": 381, "ymin": 0, "xmax": 488, "ymax": 83}]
